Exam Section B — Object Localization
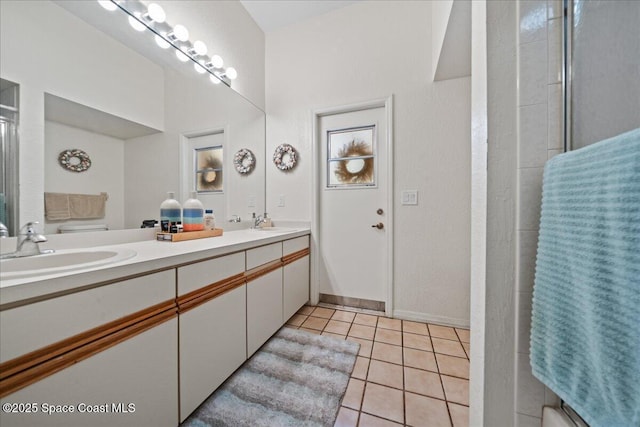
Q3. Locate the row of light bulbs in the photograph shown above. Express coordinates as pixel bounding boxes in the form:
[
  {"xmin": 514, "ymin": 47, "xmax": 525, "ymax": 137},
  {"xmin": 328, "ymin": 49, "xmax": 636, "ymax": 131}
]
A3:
[{"xmin": 97, "ymin": 0, "xmax": 237, "ymax": 85}]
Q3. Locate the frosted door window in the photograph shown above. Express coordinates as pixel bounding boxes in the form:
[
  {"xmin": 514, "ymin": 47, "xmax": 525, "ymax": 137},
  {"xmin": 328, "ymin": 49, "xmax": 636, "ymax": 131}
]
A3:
[
  {"xmin": 195, "ymin": 146, "xmax": 223, "ymax": 192},
  {"xmin": 326, "ymin": 125, "xmax": 376, "ymax": 188}
]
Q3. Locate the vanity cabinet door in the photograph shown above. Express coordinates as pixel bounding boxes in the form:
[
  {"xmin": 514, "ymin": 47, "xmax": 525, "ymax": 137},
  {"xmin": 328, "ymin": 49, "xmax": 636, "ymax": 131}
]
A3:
[
  {"xmin": 0, "ymin": 318, "xmax": 178, "ymax": 427},
  {"xmin": 179, "ymin": 284, "xmax": 246, "ymax": 422},
  {"xmin": 283, "ymin": 236, "xmax": 310, "ymax": 321},
  {"xmin": 246, "ymin": 268, "xmax": 283, "ymax": 356}
]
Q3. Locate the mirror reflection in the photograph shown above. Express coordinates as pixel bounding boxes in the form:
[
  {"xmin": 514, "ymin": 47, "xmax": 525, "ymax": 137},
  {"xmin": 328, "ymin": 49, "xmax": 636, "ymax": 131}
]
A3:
[{"xmin": 0, "ymin": 0, "xmax": 265, "ymax": 236}]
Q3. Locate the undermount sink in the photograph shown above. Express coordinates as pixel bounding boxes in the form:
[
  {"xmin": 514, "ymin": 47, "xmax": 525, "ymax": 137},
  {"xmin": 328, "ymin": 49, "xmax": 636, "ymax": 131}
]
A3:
[
  {"xmin": 0, "ymin": 248, "xmax": 137, "ymax": 280},
  {"xmin": 253, "ymin": 227, "xmax": 299, "ymax": 232}
]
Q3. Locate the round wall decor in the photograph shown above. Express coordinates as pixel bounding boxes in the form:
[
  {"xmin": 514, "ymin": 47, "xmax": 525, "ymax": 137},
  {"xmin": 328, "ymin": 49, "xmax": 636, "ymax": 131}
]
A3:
[
  {"xmin": 233, "ymin": 148, "xmax": 255, "ymax": 174},
  {"xmin": 58, "ymin": 149, "xmax": 91, "ymax": 172},
  {"xmin": 273, "ymin": 144, "xmax": 297, "ymax": 171}
]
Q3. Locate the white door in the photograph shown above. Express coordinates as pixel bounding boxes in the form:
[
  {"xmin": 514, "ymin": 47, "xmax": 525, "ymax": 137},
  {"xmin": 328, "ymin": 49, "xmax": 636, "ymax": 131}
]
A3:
[{"xmin": 317, "ymin": 103, "xmax": 391, "ymax": 311}]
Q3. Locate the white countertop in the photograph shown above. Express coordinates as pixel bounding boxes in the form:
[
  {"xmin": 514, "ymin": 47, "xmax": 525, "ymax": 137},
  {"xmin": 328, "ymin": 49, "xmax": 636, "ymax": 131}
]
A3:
[{"xmin": 0, "ymin": 227, "xmax": 310, "ymax": 307}]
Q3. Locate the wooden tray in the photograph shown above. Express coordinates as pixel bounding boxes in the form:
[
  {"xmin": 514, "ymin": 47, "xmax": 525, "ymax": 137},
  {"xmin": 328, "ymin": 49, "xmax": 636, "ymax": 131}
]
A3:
[{"xmin": 156, "ymin": 228, "xmax": 223, "ymax": 242}]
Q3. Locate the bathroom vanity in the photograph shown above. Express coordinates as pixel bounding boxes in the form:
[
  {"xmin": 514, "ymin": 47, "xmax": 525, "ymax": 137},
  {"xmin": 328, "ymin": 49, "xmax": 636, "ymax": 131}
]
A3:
[{"xmin": 0, "ymin": 228, "xmax": 310, "ymax": 426}]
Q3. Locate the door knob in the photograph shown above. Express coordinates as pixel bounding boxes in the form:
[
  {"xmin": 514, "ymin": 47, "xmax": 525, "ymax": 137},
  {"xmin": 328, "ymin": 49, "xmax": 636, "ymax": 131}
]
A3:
[{"xmin": 371, "ymin": 223, "xmax": 384, "ymax": 229}]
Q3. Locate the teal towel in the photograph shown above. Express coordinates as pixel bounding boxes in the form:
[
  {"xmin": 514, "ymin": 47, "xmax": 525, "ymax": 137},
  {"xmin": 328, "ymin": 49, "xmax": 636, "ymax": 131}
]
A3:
[{"xmin": 530, "ymin": 128, "xmax": 640, "ymax": 427}]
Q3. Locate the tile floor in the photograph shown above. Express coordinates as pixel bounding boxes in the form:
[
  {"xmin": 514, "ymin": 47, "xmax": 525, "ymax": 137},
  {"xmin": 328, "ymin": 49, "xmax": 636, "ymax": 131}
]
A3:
[{"xmin": 285, "ymin": 305, "xmax": 470, "ymax": 427}]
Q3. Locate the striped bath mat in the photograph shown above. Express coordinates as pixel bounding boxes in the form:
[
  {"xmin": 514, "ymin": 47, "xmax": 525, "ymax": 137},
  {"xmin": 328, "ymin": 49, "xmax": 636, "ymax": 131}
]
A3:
[{"xmin": 182, "ymin": 327, "xmax": 359, "ymax": 427}]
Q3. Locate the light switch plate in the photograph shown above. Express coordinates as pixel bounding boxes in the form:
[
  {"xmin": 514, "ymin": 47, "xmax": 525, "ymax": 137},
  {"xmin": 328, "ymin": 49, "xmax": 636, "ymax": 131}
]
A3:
[
  {"xmin": 278, "ymin": 194, "xmax": 286, "ymax": 207},
  {"xmin": 401, "ymin": 190, "xmax": 418, "ymax": 205}
]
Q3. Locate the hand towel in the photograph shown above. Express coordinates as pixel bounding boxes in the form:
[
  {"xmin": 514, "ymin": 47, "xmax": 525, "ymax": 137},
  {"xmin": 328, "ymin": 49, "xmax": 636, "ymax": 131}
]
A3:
[
  {"xmin": 530, "ymin": 128, "xmax": 640, "ymax": 427},
  {"xmin": 68, "ymin": 192, "xmax": 108, "ymax": 219},
  {"xmin": 44, "ymin": 192, "xmax": 71, "ymax": 220}
]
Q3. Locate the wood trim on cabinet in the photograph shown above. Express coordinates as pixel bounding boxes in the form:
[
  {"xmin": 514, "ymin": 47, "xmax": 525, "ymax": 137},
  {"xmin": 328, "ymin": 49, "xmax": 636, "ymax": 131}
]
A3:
[
  {"xmin": 244, "ymin": 260, "xmax": 284, "ymax": 283},
  {"xmin": 0, "ymin": 300, "xmax": 177, "ymax": 398},
  {"xmin": 282, "ymin": 248, "xmax": 310, "ymax": 266},
  {"xmin": 177, "ymin": 273, "xmax": 246, "ymax": 314}
]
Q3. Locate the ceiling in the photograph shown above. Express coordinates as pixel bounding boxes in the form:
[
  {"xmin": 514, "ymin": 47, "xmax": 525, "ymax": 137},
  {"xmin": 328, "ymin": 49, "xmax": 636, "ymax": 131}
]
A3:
[{"xmin": 240, "ymin": 0, "xmax": 359, "ymax": 33}]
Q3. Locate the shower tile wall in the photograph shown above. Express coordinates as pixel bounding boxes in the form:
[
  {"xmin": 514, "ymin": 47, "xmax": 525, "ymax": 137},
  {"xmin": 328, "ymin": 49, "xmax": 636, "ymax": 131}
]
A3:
[{"xmin": 515, "ymin": 1, "xmax": 563, "ymax": 425}]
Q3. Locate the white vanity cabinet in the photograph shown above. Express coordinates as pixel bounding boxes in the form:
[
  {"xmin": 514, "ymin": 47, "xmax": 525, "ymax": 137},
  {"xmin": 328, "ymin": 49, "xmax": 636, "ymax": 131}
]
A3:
[
  {"xmin": 176, "ymin": 253, "xmax": 247, "ymax": 422},
  {"xmin": 246, "ymin": 242, "xmax": 284, "ymax": 356},
  {"xmin": 0, "ymin": 271, "xmax": 179, "ymax": 427},
  {"xmin": 283, "ymin": 236, "xmax": 311, "ymax": 320}
]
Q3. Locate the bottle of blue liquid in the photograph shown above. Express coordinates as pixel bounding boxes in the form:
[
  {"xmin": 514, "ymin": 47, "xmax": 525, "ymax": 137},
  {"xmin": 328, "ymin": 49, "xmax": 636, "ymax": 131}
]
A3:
[{"xmin": 160, "ymin": 192, "xmax": 181, "ymax": 231}]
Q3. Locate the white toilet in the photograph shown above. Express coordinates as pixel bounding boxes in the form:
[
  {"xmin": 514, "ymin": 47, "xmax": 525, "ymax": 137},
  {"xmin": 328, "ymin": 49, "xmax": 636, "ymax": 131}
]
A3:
[{"xmin": 58, "ymin": 224, "xmax": 108, "ymax": 234}]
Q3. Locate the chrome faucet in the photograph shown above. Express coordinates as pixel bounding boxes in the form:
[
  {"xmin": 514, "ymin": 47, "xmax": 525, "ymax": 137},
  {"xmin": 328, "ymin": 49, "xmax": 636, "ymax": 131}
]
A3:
[
  {"xmin": 252, "ymin": 213, "xmax": 267, "ymax": 229},
  {"xmin": 0, "ymin": 222, "xmax": 8, "ymax": 238},
  {"xmin": 12, "ymin": 222, "xmax": 53, "ymax": 258},
  {"xmin": 229, "ymin": 215, "xmax": 241, "ymax": 223}
]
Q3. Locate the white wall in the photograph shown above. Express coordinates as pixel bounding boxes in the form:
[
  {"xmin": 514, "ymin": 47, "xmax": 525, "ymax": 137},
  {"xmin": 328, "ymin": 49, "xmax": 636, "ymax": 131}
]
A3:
[
  {"xmin": 151, "ymin": 0, "xmax": 266, "ymax": 110},
  {"xmin": 44, "ymin": 122, "xmax": 125, "ymax": 234},
  {"xmin": 266, "ymin": 1, "xmax": 471, "ymax": 325}
]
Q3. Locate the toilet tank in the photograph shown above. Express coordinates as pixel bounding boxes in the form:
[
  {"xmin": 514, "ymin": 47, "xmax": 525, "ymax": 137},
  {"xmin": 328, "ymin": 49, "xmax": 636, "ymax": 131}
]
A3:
[{"xmin": 58, "ymin": 224, "xmax": 109, "ymax": 234}]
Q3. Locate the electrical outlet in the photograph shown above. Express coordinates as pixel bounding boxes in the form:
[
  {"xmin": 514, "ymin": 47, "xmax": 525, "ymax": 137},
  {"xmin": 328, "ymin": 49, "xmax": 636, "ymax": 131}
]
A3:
[
  {"xmin": 248, "ymin": 195, "xmax": 255, "ymax": 207},
  {"xmin": 278, "ymin": 195, "xmax": 286, "ymax": 207},
  {"xmin": 401, "ymin": 190, "xmax": 418, "ymax": 205}
]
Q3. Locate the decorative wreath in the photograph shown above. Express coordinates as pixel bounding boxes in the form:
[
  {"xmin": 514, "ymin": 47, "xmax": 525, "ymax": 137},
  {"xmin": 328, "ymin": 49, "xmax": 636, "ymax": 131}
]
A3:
[
  {"xmin": 58, "ymin": 149, "xmax": 91, "ymax": 172},
  {"xmin": 334, "ymin": 140, "xmax": 374, "ymax": 184},
  {"xmin": 233, "ymin": 148, "xmax": 255, "ymax": 174},
  {"xmin": 273, "ymin": 144, "xmax": 297, "ymax": 171}
]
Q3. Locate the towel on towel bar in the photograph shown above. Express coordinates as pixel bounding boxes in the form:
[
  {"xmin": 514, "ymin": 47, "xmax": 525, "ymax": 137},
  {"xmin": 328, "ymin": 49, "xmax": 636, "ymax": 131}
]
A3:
[
  {"xmin": 530, "ymin": 128, "xmax": 640, "ymax": 427},
  {"xmin": 45, "ymin": 192, "xmax": 108, "ymax": 220}
]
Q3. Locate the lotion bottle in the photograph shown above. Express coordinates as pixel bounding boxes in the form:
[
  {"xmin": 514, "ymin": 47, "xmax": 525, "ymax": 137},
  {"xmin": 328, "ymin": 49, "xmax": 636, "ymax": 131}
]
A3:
[
  {"xmin": 160, "ymin": 192, "xmax": 181, "ymax": 231},
  {"xmin": 204, "ymin": 210, "xmax": 216, "ymax": 230},
  {"xmin": 183, "ymin": 192, "xmax": 204, "ymax": 231}
]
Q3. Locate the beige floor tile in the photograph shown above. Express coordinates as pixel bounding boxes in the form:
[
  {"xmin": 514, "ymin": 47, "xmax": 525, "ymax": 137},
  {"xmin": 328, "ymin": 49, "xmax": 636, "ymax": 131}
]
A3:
[
  {"xmin": 348, "ymin": 324, "xmax": 376, "ymax": 340},
  {"xmin": 347, "ymin": 337, "xmax": 373, "ymax": 358},
  {"xmin": 455, "ymin": 328, "xmax": 470, "ymax": 343},
  {"xmin": 403, "ymin": 320, "xmax": 429, "ymax": 335},
  {"xmin": 441, "ymin": 375, "xmax": 469, "ymax": 406},
  {"xmin": 297, "ymin": 305, "xmax": 315, "ymax": 315},
  {"xmin": 428, "ymin": 324, "xmax": 459, "ymax": 341},
  {"xmin": 432, "ymin": 337, "xmax": 467, "ymax": 358},
  {"xmin": 358, "ymin": 413, "xmax": 403, "ymax": 427},
  {"xmin": 403, "ymin": 332, "xmax": 433, "ymax": 351},
  {"xmin": 371, "ymin": 341, "xmax": 403, "ymax": 365},
  {"xmin": 352, "ymin": 357, "xmax": 370, "ymax": 380},
  {"xmin": 436, "ymin": 354, "xmax": 470, "ymax": 379},
  {"xmin": 286, "ymin": 314, "xmax": 308, "ymax": 326},
  {"xmin": 322, "ymin": 331, "xmax": 346, "ymax": 340},
  {"xmin": 375, "ymin": 328, "xmax": 402, "ymax": 346},
  {"xmin": 334, "ymin": 407, "xmax": 359, "ymax": 427},
  {"xmin": 301, "ymin": 316, "xmax": 329, "ymax": 331},
  {"xmin": 300, "ymin": 327, "xmax": 322, "ymax": 335},
  {"xmin": 367, "ymin": 360, "xmax": 404, "ymax": 389},
  {"xmin": 342, "ymin": 378, "xmax": 365, "ymax": 410},
  {"xmin": 325, "ymin": 319, "xmax": 352, "ymax": 335},
  {"xmin": 404, "ymin": 366, "xmax": 445, "ymax": 400},
  {"xmin": 462, "ymin": 342, "xmax": 470, "ymax": 359},
  {"xmin": 361, "ymin": 383, "xmax": 404, "ymax": 424},
  {"xmin": 312, "ymin": 306, "xmax": 336, "ymax": 319},
  {"xmin": 405, "ymin": 392, "xmax": 452, "ymax": 427},
  {"xmin": 377, "ymin": 317, "xmax": 402, "ymax": 331},
  {"xmin": 448, "ymin": 402, "xmax": 470, "ymax": 427},
  {"xmin": 403, "ymin": 348, "xmax": 438, "ymax": 372},
  {"xmin": 354, "ymin": 313, "xmax": 379, "ymax": 327},
  {"xmin": 332, "ymin": 310, "xmax": 357, "ymax": 323}
]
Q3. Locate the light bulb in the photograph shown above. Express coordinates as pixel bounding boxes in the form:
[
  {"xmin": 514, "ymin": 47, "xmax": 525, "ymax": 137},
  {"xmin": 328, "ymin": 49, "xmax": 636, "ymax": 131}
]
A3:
[
  {"xmin": 209, "ymin": 74, "xmax": 221, "ymax": 85},
  {"xmin": 209, "ymin": 55, "xmax": 224, "ymax": 69},
  {"xmin": 172, "ymin": 25, "xmax": 189, "ymax": 42},
  {"xmin": 147, "ymin": 3, "xmax": 166, "ymax": 23},
  {"xmin": 194, "ymin": 60, "xmax": 207, "ymax": 74},
  {"xmin": 97, "ymin": 0, "xmax": 117, "ymax": 11},
  {"xmin": 193, "ymin": 41, "xmax": 207, "ymax": 56},
  {"xmin": 175, "ymin": 49, "xmax": 189, "ymax": 62},
  {"xmin": 225, "ymin": 67, "xmax": 238, "ymax": 80},
  {"xmin": 155, "ymin": 35, "xmax": 170, "ymax": 49},
  {"xmin": 128, "ymin": 14, "xmax": 146, "ymax": 32}
]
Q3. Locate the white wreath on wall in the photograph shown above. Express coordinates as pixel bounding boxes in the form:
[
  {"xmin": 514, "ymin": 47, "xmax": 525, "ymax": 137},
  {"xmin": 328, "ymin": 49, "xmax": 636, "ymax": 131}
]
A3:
[
  {"xmin": 233, "ymin": 148, "xmax": 255, "ymax": 174},
  {"xmin": 273, "ymin": 144, "xmax": 297, "ymax": 171}
]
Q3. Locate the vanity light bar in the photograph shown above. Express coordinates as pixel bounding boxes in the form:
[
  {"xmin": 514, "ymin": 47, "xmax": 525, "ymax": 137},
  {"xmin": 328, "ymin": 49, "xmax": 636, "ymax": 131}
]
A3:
[{"xmin": 98, "ymin": 0, "xmax": 237, "ymax": 86}]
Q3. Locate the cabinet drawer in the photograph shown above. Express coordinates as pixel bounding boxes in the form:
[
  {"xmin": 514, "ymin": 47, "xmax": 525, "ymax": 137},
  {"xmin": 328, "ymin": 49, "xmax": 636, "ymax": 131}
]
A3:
[
  {"xmin": 246, "ymin": 242, "xmax": 282, "ymax": 270},
  {"xmin": 177, "ymin": 252, "xmax": 245, "ymax": 296},
  {"xmin": 0, "ymin": 270, "xmax": 175, "ymax": 363},
  {"xmin": 283, "ymin": 235, "xmax": 309, "ymax": 255}
]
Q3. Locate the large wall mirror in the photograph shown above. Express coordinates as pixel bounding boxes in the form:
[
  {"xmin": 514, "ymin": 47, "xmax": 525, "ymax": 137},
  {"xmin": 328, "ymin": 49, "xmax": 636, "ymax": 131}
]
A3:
[{"xmin": 0, "ymin": 0, "xmax": 265, "ymax": 236}]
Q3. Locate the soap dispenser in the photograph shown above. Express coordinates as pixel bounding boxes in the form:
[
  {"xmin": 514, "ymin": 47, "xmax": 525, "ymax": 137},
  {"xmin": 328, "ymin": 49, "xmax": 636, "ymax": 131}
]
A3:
[
  {"xmin": 160, "ymin": 192, "xmax": 181, "ymax": 231},
  {"xmin": 183, "ymin": 191, "xmax": 204, "ymax": 231}
]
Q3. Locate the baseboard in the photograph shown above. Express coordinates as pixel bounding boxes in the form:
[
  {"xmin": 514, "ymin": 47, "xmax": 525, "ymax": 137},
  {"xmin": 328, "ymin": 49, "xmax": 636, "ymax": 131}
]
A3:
[{"xmin": 392, "ymin": 309, "xmax": 470, "ymax": 329}]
